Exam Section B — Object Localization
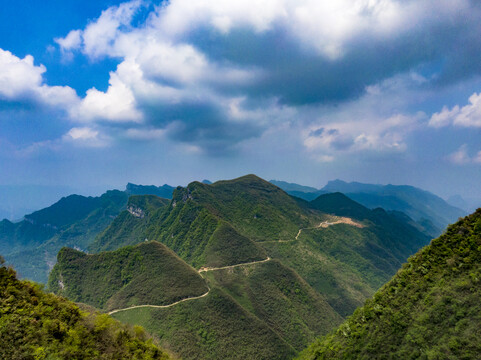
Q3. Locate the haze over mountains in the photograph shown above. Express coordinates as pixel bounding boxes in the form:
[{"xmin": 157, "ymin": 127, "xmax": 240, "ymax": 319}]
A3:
[
  {"xmin": 0, "ymin": 174, "xmax": 431, "ymax": 359},
  {"xmin": 271, "ymin": 179, "xmax": 467, "ymax": 237},
  {"xmin": 1, "ymin": 174, "xmax": 477, "ymax": 359}
]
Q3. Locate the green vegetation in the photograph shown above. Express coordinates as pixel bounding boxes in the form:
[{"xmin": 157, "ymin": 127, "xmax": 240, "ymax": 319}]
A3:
[
  {"xmin": 0, "ymin": 257, "xmax": 170, "ymax": 360},
  {"xmin": 89, "ymin": 195, "xmax": 169, "ymax": 253},
  {"xmin": 92, "ymin": 176, "xmax": 281, "ymax": 269},
  {"xmin": 48, "ymin": 241, "xmax": 208, "ymax": 311},
  {"xmin": 1, "ymin": 190, "xmax": 129, "ymax": 283},
  {"xmin": 299, "ymin": 209, "xmax": 481, "ymax": 359},
  {"xmin": 47, "ymin": 174, "xmax": 432, "ymax": 360},
  {"xmin": 203, "ymin": 260, "xmax": 342, "ymax": 350},
  {"xmin": 126, "ymin": 183, "xmax": 175, "ymax": 199},
  {"xmin": 113, "ymin": 287, "xmax": 297, "ymax": 360}
]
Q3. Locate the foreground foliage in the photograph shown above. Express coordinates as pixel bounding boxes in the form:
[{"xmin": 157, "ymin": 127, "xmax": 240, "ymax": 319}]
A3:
[
  {"xmin": 299, "ymin": 209, "xmax": 481, "ymax": 359},
  {"xmin": 0, "ymin": 257, "xmax": 170, "ymax": 360}
]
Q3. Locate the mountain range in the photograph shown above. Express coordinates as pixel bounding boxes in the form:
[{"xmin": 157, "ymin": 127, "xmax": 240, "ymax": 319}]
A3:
[
  {"xmin": 271, "ymin": 179, "xmax": 467, "ymax": 237},
  {"xmin": 41, "ymin": 175, "xmax": 431, "ymax": 359}
]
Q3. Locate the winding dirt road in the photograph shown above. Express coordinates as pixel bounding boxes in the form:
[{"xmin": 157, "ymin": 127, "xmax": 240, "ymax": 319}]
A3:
[
  {"xmin": 108, "ymin": 217, "xmax": 363, "ymax": 315},
  {"xmin": 198, "ymin": 257, "xmax": 271, "ymax": 273},
  {"xmin": 108, "ymin": 288, "xmax": 211, "ymax": 315},
  {"xmin": 108, "ymin": 257, "xmax": 272, "ymax": 315}
]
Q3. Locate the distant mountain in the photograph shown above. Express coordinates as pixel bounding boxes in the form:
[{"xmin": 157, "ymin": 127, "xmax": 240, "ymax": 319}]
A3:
[
  {"xmin": 299, "ymin": 209, "xmax": 481, "ymax": 359},
  {"xmin": 0, "ymin": 258, "xmax": 170, "ymax": 359},
  {"xmin": 270, "ymin": 180, "xmax": 319, "ymax": 193},
  {"xmin": 0, "ymin": 190, "xmax": 129, "ymax": 283},
  {"xmin": 272, "ymin": 179, "xmax": 466, "ymax": 237},
  {"xmin": 60, "ymin": 174, "xmax": 430, "ymax": 359},
  {"xmin": 447, "ymin": 194, "xmax": 481, "ymax": 213},
  {"xmin": 321, "ymin": 180, "xmax": 466, "ymax": 236},
  {"xmin": 126, "ymin": 182, "xmax": 175, "ymax": 199},
  {"xmin": 0, "ymin": 182, "xmax": 178, "ymax": 283}
]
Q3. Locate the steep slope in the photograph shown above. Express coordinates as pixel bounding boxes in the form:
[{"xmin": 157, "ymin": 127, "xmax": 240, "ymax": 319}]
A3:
[
  {"xmin": 299, "ymin": 209, "xmax": 481, "ymax": 359},
  {"xmin": 0, "ymin": 257, "xmax": 170, "ymax": 360},
  {"xmin": 113, "ymin": 287, "xmax": 298, "ymax": 360},
  {"xmin": 202, "ymin": 259, "xmax": 342, "ymax": 350},
  {"xmin": 92, "ymin": 175, "xmax": 291, "ymax": 268},
  {"xmin": 89, "ymin": 195, "xmax": 170, "ymax": 253},
  {"xmin": 1, "ymin": 190, "xmax": 129, "ymax": 283},
  {"xmin": 48, "ymin": 241, "xmax": 208, "ymax": 312}
]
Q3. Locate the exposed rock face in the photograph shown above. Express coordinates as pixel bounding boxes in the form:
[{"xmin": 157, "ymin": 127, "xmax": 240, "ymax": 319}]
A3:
[{"xmin": 127, "ymin": 205, "xmax": 145, "ymax": 218}]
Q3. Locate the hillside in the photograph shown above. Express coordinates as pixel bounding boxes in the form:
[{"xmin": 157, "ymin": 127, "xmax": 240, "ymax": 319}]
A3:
[
  {"xmin": 89, "ymin": 195, "xmax": 170, "ymax": 253},
  {"xmin": 92, "ymin": 175, "xmax": 296, "ymax": 268},
  {"xmin": 202, "ymin": 259, "xmax": 342, "ymax": 350},
  {"xmin": 48, "ymin": 241, "xmax": 208, "ymax": 312},
  {"xmin": 299, "ymin": 209, "xmax": 481, "ymax": 359},
  {"xmin": 0, "ymin": 257, "xmax": 170, "ymax": 360}
]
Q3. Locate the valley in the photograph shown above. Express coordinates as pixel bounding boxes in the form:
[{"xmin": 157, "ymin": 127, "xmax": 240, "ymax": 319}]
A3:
[{"xmin": 36, "ymin": 174, "xmax": 431, "ymax": 359}]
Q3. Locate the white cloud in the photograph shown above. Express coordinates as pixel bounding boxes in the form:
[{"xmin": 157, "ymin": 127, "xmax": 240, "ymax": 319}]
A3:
[
  {"xmin": 70, "ymin": 64, "xmax": 143, "ymax": 123},
  {"xmin": 0, "ymin": 49, "xmax": 78, "ymax": 108},
  {"xmin": 55, "ymin": 0, "xmax": 143, "ymax": 59},
  {"xmin": 65, "ymin": 127, "xmax": 99, "ymax": 141},
  {"xmin": 55, "ymin": 30, "xmax": 82, "ymax": 51},
  {"xmin": 47, "ymin": 0, "xmax": 477, "ymax": 143},
  {"xmin": 447, "ymin": 144, "xmax": 481, "ymax": 165},
  {"xmin": 429, "ymin": 92, "xmax": 481, "ymax": 128},
  {"xmin": 0, "ymin": 50, "xmax": 45, "ymax": 98},
  {"xmin": 302, "ymin": 78, "xmax": 426, "ymax": 158},
  {"xmin": 62, "ymin": 126, "xmax": 109, "ymax": 147},
  {"xmin": 448, "ymin": 144, "xmax": 472, "ymax": 165},
  {"xmin": 82, "ymin": 0, "xmax": 143, "ymax": 59}
]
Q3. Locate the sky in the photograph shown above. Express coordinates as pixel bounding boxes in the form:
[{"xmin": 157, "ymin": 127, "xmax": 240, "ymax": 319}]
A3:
[{"xmin": 1, "ymin": 0, "xmax": 481, "ymax": 209}]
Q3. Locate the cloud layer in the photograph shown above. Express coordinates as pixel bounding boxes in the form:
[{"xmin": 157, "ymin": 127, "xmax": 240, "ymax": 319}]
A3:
[{"xmin": 3, "ymin": 0, "xmax": 481, "ymax": 162}]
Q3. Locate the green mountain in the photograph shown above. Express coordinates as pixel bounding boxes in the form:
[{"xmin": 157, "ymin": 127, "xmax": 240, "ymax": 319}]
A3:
[
  {"xmin": 48, "ymin": 241, "xmax": 209, "ymax": 312},
  {"xmin": 0, "ymin": 183, "xmax": 175, "ymax": 283},
  {"xmin": 1, "ymin": 190, "xmax": 129, "ymax": 283},
  {"xmin": 52, "ymin": 174, "xmax": 430, "ymax": 359},
  {"xmin": 270, "ymin": 180, "xmax": 319, "ymax": 194},
  {"xmin": 299, "ymin": 209, "xmax": 481, "ymax": 359},
  {"xmin": 0, "ymin": 257, "xmax": 170, "ymax": 360},
  {"xmin": 90, "ymin": 195, "xmax": 170, "ymax": 253}
]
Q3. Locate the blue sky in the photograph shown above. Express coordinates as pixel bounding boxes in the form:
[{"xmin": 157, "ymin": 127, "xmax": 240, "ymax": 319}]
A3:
[{"xmin": 1, "ymin": 0, "xmax": 481, "ymax": 209}]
